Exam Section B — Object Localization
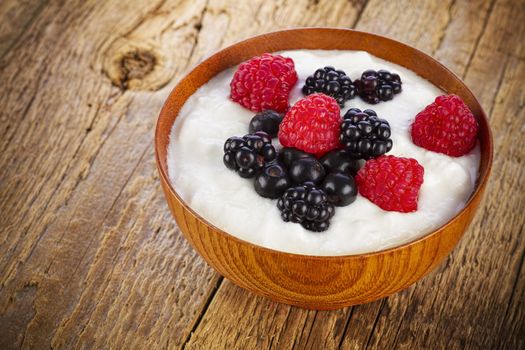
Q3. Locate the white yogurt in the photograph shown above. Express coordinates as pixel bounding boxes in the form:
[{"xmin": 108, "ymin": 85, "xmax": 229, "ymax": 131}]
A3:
[{"xmin": 167, "ymin": 50, "xmax": 480, "ymax": 256}]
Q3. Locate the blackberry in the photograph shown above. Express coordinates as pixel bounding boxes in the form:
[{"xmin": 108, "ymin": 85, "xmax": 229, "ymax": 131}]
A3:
[
  {"xmin": 301, "ymin": 66, "xmax": 357, "ymax": 106},
  {"xmin": 248, "ymin": 110, "xmax": 283, "ymax": 137},
  {"xmin": 223, "ymin": 131, "xmax": 276, "ymax": 178},
  {"xmin": 340, "ymin": 108, "xmax": 393, "ymax": 160},
  {"xmin": 354, "ymin": 69, "xmax": 402, "ymax": 104},
  {"xmin": 277, "ymin": 182, "xmax": 335, "ymax": 232}
]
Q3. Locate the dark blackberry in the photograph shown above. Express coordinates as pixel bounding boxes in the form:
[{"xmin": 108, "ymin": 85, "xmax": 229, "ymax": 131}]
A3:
[
  {"xmin": 354, "ymin": 69, "xmax": 402, "ymax": 104},
  {"xmin": 223, "ymin": 131, "xmax": 276, "ymax": 178},
  {"xmin": 277, "ymin": 182, "xmax": 335, "ymax": 232},
  {"xmin": 248, "ymin": 110, "xmax": 283, "ymax": 137},
  {"xmin": 301, "ymin": 66, "xmax": 357, "ymax": 106},
  {"xmin": 339, "ymin": 108, "xmax": 393, "ymax": 160}
]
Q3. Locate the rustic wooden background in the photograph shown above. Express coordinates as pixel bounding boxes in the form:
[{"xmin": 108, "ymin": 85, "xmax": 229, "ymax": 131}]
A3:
[{"xmin": 1, "ymin": 0, "xmax": 524, "ymax": 349}]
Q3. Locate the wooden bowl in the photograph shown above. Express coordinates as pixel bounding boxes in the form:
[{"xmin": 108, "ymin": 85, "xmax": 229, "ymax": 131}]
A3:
[{"xmin": 155, "ymin": 28, "xmax": 493, "ymax": 310}]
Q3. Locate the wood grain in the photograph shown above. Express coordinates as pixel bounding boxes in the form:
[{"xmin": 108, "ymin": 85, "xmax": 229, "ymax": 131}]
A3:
[
  {"xmin": 0, "ymin": 0, "xmax": 524, "ymax": 349},
  {"xmin": 0, "ymin": 0, "xmax": 218, "ymax": 349}
]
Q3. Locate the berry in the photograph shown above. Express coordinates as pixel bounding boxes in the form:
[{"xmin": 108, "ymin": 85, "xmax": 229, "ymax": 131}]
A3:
[
  {"xmin": 230, "ymin": 53, "xmax": 298, "ymax": 113},
  {"xmin": 354, "ymin": 69, "xmax": 402, "ymax": 104},
  {"xmin": 410, "ymin": 94, "xmax": 478, "ymax": 157},
  {"xmin": 319, "ymin": 149, "xmax": 362, "ymax": 176},
  {"xmin": 223, "ymin": 131, "xmax": 276, "ymax": 178},
  {"xmin": 301, "ymin": 66, "xmax": 357, "ymax": 106},
  {"xmin": 355, "ymin": 155, "xmax": 424, "ymax": 212},
  {"xmin": 320, "ymin": 173, "xmax": 357, "ymax": 207},
  {"xmin": 340, "ymin": 108, "xmax": 393, "ymax": 159},
  {"xmin": 278, "ymin": 147, "xmax": 315, "ymax": 168},
  {"xmin": 254, "ymin": 163, "xmax": 291, "ymax": 199},
  {"xmin": 248, "ymin": 110, "xmax": 283, "ymax": 137},
  {"xmin": 277, "ymin": 182, "xmax": 335, "ymax": 232},
  {"xmin": 278, "ymin": 94, "xmax": 342, "ymax": 157},
  {"xmin": 289, "ymin": 158, "xmax": 326, "ymax": 185}
]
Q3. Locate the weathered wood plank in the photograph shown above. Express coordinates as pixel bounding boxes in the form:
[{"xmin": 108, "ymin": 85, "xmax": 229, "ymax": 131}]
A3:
[
  {"xmin": 0, "ymin": 0, "xmax": 48, "ymax": 59},
  {"xmin": 0, "ymin": 0, "xmax": 223, "ymax": 348}
]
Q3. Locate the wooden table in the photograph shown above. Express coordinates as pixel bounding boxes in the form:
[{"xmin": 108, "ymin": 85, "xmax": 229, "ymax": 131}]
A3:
[{"xmin": 1, "ymin": 0, "xmax": 524, "ymax": 349}]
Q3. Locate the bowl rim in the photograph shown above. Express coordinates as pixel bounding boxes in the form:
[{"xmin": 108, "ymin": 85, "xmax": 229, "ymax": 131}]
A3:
[{"xmin": 155, "ymin": 27, "xmax": 493, "ymax": 260}]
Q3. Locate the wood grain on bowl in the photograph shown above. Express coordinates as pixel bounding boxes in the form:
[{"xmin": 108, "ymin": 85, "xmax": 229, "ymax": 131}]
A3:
[{"xmin": 155, "ymin": 28, "xmax": 492, "ymax": 309}]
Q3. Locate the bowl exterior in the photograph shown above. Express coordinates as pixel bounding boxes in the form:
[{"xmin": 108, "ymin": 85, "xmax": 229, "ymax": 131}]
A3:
[
  {"xmin": 155, "ymin": 28, "xmax": 492, "ymax": 309},
  {"xmin": 159, "ymin": 167, "xmax": 485, "ymax": 309}
]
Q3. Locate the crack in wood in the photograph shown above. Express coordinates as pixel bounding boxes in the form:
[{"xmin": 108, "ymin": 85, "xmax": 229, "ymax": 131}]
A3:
[
  {"xmin": 303, "ymin": 311, "xmax": 318, "ymax": 348},
  {"xmin": 185, "ymin": 0, "xmax": 210, "ymax": 68},
  {"xmin": 15, "ymin": 281, "xmax": 38, "ymax": 349},
  {"xmin": 390, "ymin": 288, "xmax": 418, "ymax": 349},
  {"xmin": 461, "ymin": 0, "xmax": 497, "ymax": 78},
  {"xmin": 351, "ymin": 0, "xmax": 369, "ymax": 28},
  {"xmin": 274, "ymin": 306, "xmax": 293, "ymax": 346},
  {"xmin": 337, "ymin": 306, "xmax": 355, "ymax": 349},
  {"xmin": 364, "ymin": 299, "xmax": 385, "ymax": 349},
  {"xmin": 498, "ymin": 221, "xmax": 525, "ymax": 334},
  {"xmin": 433, "ymin": 0, "xmax": 456, "ymax": 55},
  {"xmin": 488, "ymin": 58, "xmax": 510, "ymax": 117},
  {"xmin": 0, "ymin": 71, "xmax": 42, "ymax": 154},
  {"xmin": 182, "ymin": 276, "xmax": 224, "ymax": 349},
  {"xmin": 291, "ymin": 310, "xmax": 312, "ymax": 349}
]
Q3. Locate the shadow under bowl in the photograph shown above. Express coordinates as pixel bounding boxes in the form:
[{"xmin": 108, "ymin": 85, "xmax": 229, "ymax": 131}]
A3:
[{"xmin": 155, "ymin": 28, "xmax": 493, "ymax": 310}]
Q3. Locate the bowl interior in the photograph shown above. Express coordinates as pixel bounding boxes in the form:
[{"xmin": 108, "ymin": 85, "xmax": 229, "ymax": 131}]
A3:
[{"xmin": 155, "ymin": 28, "xmax": 493, "ymax": 258}]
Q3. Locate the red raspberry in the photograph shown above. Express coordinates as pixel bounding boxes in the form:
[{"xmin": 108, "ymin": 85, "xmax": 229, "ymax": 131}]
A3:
[
  {"xmin": 230, "ymin": 53, "xmax": 298, "ymax": 113},
  {"xmin": 411, "ymin": 94, "xmax": 478, "ymax": 157},
  {"xmin": 356, "ymin": 155, "xmax": 424, "ymax": 213},
  {"xmin": 278, "ymin": 94, "xmax": 342, "ymax": 157}
]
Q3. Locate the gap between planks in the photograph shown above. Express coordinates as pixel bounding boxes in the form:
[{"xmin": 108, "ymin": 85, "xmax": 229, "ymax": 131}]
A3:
[{"xmin": 182, "ymin": 277, "xmax": 224, "ymax": 349}]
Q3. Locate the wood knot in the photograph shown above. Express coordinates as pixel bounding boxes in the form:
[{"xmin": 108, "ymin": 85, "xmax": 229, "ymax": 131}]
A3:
[
  {"xmin": 117, "ymin": 50, "xmax": 157, "ymax": 89},
  {"xmin": 102, "ymin": 39, "xmax": 174, "ymax": 92}
]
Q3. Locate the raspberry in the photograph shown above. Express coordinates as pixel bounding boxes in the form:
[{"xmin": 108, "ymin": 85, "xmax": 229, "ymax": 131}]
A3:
[
  {"xmin": 230, "ymin": 53, "xmax": 298, "ymax": 113},
  {"xmin": 410, "ymin": 94, "xmax": 478, "ymax": 157},
  {"xmin": 355, "ymin": 155, "xmax": 424, "ymax": 213},
  {"xmin": 278, "ymin": 94, "xmax": 342, "ymax": 157}
]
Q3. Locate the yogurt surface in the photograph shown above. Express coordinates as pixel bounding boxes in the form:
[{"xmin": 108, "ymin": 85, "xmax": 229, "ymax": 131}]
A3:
[{"xmin": 167, "ymin": 50, "xmax": 480, "ymax": 256}]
